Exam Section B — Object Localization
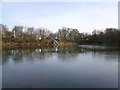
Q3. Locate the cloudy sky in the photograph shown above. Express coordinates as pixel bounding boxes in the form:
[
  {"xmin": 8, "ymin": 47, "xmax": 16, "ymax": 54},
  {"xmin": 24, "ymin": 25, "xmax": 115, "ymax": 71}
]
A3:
[{"xmin": 1, "ymin": 1, "xmax": 118, "ymax": 33}]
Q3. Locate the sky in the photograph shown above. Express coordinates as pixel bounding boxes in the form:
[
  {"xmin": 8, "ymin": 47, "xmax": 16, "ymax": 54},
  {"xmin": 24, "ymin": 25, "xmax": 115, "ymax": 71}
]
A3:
[
  {"xmin": 1, "ymin": 0, "xmax": 119, "ymax": 2},
  {"xmin": 118, "ymin": 2, "xmax": 120, "ymax": 29},
  {"xmin": 1, "ymin": 2, "xmax": 118, "ymax": 33}
]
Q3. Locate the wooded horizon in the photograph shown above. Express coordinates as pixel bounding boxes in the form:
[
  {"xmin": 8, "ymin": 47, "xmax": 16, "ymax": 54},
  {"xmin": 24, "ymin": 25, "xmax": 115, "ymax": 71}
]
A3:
[{"xmin": 1, "ymin": 24, "xmax": 120, "ymax": 48}]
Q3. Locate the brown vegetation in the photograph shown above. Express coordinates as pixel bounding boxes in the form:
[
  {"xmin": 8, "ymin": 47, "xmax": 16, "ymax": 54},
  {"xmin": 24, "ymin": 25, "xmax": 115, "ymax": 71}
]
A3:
[{"xmin": 1, "ymin": 24, "xmax": 120, "ymax": 49}]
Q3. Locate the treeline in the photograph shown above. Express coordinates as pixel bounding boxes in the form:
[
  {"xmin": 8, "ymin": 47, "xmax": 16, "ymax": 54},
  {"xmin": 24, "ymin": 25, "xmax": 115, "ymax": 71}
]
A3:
[
  {"xmin": 0, "ymin": 24, "xmax": 81, "ymax": 46},
  {"xmin": 0, "ymin": 24, "xmax": 120, "ymax": 48},
  {"xmin": 81, "ymin": 28, "xmax": 120, "ymax": 46}
]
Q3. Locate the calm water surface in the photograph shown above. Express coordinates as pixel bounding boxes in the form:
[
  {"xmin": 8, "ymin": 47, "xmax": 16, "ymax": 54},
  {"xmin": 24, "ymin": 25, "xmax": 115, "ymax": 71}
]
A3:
[{"xmin": 2, "ymin": 45, "xmax": 119, "ymax": 88}]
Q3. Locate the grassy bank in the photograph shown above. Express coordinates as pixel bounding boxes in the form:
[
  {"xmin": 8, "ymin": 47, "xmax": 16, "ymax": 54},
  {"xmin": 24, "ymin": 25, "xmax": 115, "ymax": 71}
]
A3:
[
  {"xmin": 2, "ymin": 42, "xmax": 48, "ymax": 49},
  {"xmin": 2, "ymin": 41, "xmax": 76, "ymax": 49}
]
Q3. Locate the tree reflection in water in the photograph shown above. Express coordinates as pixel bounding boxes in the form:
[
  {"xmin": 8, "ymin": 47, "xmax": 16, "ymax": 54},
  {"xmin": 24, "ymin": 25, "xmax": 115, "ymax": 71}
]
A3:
[{"xmin": 2, "ymin": 45, "xmax": 119, "ymax": 64}]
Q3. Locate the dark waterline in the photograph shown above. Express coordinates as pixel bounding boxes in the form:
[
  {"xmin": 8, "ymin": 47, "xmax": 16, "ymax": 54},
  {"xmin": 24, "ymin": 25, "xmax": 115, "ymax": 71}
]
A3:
[{"xmin": 2, "ymin": 45, "xmax": 119, "ymax": 88}]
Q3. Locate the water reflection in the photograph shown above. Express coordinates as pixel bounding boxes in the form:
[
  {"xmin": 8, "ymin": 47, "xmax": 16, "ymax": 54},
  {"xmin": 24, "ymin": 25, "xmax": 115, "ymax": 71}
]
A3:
[
  {"xmin": 2, "ymin": 45, "xmax": 119, "ymax": 64},
  {"xmin": 2, "ymin": 45, "xmax": 119, "ymax": 88}
]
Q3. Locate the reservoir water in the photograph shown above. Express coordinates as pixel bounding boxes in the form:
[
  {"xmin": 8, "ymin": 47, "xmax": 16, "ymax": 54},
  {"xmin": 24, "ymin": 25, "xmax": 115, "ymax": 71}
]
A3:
[{"xmin": 2, "ymin": 45, "xmax": 119, "ymax": 88}]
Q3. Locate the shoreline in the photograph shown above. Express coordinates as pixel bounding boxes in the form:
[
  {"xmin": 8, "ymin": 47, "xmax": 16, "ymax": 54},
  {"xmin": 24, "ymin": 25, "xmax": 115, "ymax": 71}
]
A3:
[
  {"xmin": 2, "ymin": 42, "xmax": 119, "ymax": 50},
  {"xmin": 2, "ymin": 42, "xmax": 77, "ymax": 49}
]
